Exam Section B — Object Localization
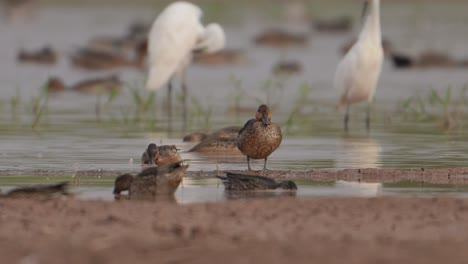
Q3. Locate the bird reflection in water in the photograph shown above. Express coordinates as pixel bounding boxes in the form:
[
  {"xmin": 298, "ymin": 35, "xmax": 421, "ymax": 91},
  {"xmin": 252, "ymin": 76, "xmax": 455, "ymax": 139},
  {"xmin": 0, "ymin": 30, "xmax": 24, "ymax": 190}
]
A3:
[{"xmin": 334, "ymin": 136, "xmax": 382, "ymax": 169}]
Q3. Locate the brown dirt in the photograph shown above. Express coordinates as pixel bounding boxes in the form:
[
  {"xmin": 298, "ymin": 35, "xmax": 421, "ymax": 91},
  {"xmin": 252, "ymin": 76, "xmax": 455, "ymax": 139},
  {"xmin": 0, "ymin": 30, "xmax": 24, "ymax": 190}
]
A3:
[{"xmin": 1, "ymin": 196, "xmax": 468, "ymax": 263}]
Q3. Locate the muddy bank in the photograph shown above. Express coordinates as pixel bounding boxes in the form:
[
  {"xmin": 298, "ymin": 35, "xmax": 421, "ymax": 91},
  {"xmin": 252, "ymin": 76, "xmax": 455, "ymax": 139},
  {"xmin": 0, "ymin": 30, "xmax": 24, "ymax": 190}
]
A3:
[
  {"xmin": 1, "ymin": 197, "xmax": 468, "ymax": 263},
  {"xmin": 1, "ymin": 167, "xmax": 468, "ymax": 185}
]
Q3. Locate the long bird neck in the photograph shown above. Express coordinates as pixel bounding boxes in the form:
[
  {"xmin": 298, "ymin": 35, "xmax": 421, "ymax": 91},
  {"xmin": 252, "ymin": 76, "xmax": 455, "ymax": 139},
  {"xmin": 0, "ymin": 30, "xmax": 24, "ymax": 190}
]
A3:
[{"xmin": 359, "ymin": 0, "xmax": 381, "ymax": 44}]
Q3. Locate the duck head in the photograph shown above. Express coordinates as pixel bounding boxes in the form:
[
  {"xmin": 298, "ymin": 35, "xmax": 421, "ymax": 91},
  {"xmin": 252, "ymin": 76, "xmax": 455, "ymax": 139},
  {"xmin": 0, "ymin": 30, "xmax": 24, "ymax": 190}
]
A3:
[
  {"xmin": 277, "ymin": 180, "xmax": 298, "ymax": 190},
  {"xmin": 146, "ymin": 143, "xmax": 160, "ymax": 165},
  {"xmin": 255, "ymin": 104, "xmax": 272, "ymax": 125}
]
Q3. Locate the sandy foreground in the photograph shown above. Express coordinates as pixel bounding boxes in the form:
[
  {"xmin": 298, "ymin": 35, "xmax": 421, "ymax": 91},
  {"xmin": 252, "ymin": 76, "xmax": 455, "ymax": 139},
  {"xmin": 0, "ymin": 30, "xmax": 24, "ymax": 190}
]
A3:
[
  {"xmin": 1, "ymin": 196, "xmax": 468, "ymax": 264},
  {"xmin": 2, "ymin": 167, "xmax": 468, "ymax": 263}
]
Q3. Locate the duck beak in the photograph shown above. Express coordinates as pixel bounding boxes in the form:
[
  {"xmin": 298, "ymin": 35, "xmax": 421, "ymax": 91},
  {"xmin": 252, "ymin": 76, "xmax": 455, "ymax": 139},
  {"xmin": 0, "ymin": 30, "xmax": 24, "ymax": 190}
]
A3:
[{"xmin": 261, "ymin": 114, "xmax": 270, "ymax": 125}]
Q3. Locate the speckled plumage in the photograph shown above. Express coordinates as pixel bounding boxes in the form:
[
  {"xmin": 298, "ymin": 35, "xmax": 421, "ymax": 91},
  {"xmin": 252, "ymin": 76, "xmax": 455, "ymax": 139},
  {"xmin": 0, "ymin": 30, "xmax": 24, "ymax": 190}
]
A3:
[
  {"xmin": 209, "ymin": 126, "xmax": 241, "ymax": 139},
  {"xmin": 237, "ymin": 105, "xmax": 282, "ymax": 171},
  {"xmin": 185, "ymin": 126, "xmax": 242, "ymax": 152},
  {"xmin": 188, "ymin": 138, "xmax": 239, "ymax": 153},
  {"xmin": 141, "ymin": 144, "xmax": 182, "ymax": 166},
  {"xmin": 113, "ymin": 162, "xmax": 188, "ymax": 200},
  {"xmin": 217, "ymin": 173, "xmax": 297, "ymax": 191}
]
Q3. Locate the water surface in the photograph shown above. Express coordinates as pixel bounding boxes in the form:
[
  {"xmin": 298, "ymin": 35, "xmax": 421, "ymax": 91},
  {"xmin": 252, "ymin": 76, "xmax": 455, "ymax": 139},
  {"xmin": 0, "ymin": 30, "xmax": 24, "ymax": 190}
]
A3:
[{"xmin": 1, "ymin": 2, "xmax": 468, "ymax": 174}]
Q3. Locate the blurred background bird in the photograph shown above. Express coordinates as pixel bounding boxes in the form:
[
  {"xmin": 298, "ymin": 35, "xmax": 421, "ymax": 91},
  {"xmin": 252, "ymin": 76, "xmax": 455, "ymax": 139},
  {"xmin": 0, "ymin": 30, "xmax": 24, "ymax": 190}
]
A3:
[
  {"xmin": 145, "ymin": 1, "xmax": 225, "ymax": 131},
  {"xmin": 334, "ymin": 0, "xmax": 383, "ymax": 133}
]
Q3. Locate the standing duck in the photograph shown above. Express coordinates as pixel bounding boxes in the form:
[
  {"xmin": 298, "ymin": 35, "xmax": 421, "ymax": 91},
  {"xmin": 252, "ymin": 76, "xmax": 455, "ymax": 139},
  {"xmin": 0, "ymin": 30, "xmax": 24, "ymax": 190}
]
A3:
[
  {"xmin": 237, "ymin": 104, "xmax": 282, "ymax": 171},
  {"xmin": 141, "ymin": 143, "xmax": 182, "ymax": 167}
]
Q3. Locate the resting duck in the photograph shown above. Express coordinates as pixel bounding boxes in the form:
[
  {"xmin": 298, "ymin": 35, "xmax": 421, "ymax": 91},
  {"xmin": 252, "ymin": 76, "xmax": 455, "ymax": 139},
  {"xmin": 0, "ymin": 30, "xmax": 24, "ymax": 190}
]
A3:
[
  {"xmin": 113, "ymin": 161, "xmax": 188, "ymax": 200},
  {"xmin": 89, "ymin": 20, "xmax": 149, "ymax": 53},
  {"xmin": 141, "ymin": 143, "xmax": 182, "ymax": 167},
  {"xmin": 390, "ymin": 51, "xmax": 461, "ymax": 69},
  {"xmin": 17, "ymin": 46, "xmax": 57, "ymax": 65},
  {"xmin": 183, "ymin": 126, "xmax": 242, "ymax": 143},
  {"xmin": 217, "ymin": 172, "xmax": 297, "ymax": 191},
  {"xmin": 186, "ymin": 126, "xmax": 242, "ymax": 152},
  {"xmin": 272, "ymin": 60, "xmax": 302, "ymax": 75},
  {"xmin": 41, "ymin": 75, "xmax": 122, "ymax": 95},
  {"xmin": 209, "ymin": 126, "xmax": 242, "ymax": 139},
  {"xmin": 193, "ymin": 49, "xmax": 245, "ymax": 65},
  {"xmin": 254, "ymin": 29, "xmax": 308, "ymax": 47},
  {"xmin": 2, "ymin": 182, "xmax": 70, "ymax": 199},
  {"xmin": 70, "ymin": 46, "xmax": 145, "ymax": 71},
  {"xmin": 312, "ymin": 16, "xmax": 352, "ymax": 33},
  {"xmin": 183, "ymin": 132, "xmax": 208, "ymax": 143},
  {"xmin": 237, "ymin": 104, "xmax": 282, "ymax": 171},
  {"xmin": 70, "ymin": 75, "xmax": 122, "ymax": 95},
  {"xmin": 188, "ymin": 138, "xmax": 239, "ymax": 153}
]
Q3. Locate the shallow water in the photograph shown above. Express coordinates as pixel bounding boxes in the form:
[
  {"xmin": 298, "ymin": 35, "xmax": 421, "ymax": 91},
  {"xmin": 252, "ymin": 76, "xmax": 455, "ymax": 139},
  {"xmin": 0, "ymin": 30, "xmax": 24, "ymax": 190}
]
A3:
[
  {"xmin": 4, "ymin": 178, "xmax": 468, "ymax": 204},
  {"xmin": 1, "ymin": 1, "xmax": 468, "ymax": 175}
]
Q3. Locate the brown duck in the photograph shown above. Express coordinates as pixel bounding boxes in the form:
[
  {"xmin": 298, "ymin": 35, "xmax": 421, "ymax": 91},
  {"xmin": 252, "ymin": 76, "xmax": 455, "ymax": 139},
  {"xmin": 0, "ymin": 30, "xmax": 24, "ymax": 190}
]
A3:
[
  {"xmin": 193, "ymin": 49, "xmax": 245, "ymax": 65},
  {"xmin": 183, "ymin": 126, "xmax": 241, "ymax": 143},
  {"xmin": 1, "ymin": 182, "xmax": 70, "ymax": 199},
  {"xmin": 71, "ymin": 46, "xmax": 145, "ymax": 71},
  {"xmin": 217, "ymin": 172, "xmax": 297, "ymax": 191},
  {"xmin": 237, "ymin": 104, "xmax": 282, "ymax": 171},
  {"xmin": 17, "ymin": 46, "xmax": 57, "ymax": 65},
  {"xmin": 41, "ymin": 75, "xmax": 122, "ymax": 95},
  {"xmin": 141, "ymin": 143, "xmax": 182, "ymax": 167},
  {"xmin": 254, "ymin": 29, "xmax": 308, "ymax": 47},
  {"xmin": 113, "ymin": 161, "xmax": 188, "ymax": 200},
  {"xmin": 187, "ymin": 126, "xmax": 242, "ymax": 153}
]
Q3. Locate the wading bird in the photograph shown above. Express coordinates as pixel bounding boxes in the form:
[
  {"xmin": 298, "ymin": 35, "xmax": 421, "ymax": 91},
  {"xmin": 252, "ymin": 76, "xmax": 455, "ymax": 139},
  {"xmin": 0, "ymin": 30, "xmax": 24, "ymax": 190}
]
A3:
[
  {"xmin": 237, "ymin": 105, "xmax": 282, "ymax": 172},
  {"xmin": 145, "ymin": 1, "xmax": 225, "ymax": 128},
  {"xmin": 334, "ymin": 0, "xmax": 383, "ymax": 132}
]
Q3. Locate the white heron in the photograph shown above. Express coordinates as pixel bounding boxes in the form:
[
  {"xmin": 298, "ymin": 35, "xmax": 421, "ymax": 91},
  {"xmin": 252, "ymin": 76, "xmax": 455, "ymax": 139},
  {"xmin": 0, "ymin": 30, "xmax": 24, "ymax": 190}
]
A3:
[
  {"xmin": 145, "ymin": 1, "xmax": 226, "ymax": 127},
  {"xmin": 334, "ymin": 0, "xmax": 383, "ymax": 132}
]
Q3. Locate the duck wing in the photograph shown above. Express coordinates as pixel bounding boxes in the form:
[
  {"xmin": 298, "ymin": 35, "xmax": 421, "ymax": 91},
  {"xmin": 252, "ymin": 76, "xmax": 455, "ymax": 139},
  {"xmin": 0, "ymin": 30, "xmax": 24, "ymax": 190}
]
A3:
[{"xmin": 237, "ymin": 119, "xmax": 257, "ymax": 137}]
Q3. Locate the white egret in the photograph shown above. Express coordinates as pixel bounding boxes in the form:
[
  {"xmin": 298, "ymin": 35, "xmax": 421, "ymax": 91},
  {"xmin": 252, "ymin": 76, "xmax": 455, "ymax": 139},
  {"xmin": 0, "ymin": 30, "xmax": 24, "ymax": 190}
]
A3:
[
  {"xmin": 145, "ymin": 1, "xmax": 225, "ymax": 128},
  {"xmin": 334, "ymin": 0, "xmax": 383, "ymax": 132}
]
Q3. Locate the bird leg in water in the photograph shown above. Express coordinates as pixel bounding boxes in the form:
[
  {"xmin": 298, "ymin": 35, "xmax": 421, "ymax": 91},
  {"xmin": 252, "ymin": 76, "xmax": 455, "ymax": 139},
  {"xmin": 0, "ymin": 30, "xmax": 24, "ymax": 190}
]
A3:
[
  {"xmin": 181, "ymin": 72, "xmax": 188, "ymax": 133},
  {"xmin": 247, "ymin": 156, "xmax": 252, "ymax": 170},
  {"xmin": 262, "ymin": 157, "xmax": 268, "ymax": 174},
  {"xmin": 365, "ymin": 103, "xmax": 371, "ymax": 132},
  {"xmin": 344, "ymin": 105, "xmax": 350, "ymax": 133}
]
